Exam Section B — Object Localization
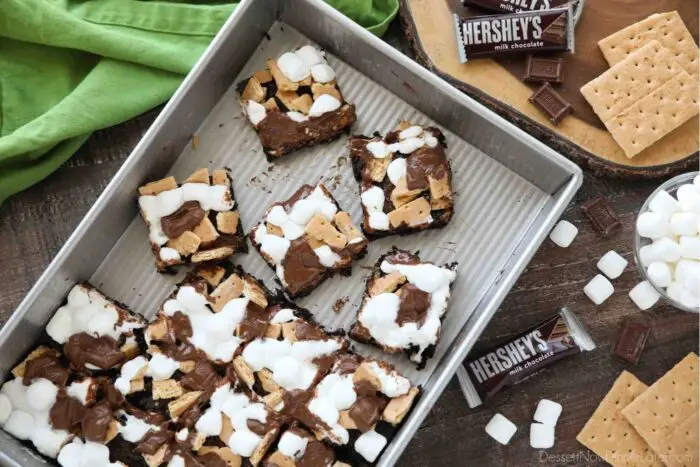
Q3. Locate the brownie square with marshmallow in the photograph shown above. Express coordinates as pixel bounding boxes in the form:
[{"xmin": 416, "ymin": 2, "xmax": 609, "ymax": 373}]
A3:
[
  {"xmin": 348, "ymin": 121, "xmax": 454, "ymax": 239},
  {"xmin": 238, "ymin": 45, "xmax": 356, "ymax": 160},
  {"xmin": 350, "ymin": 248, "xmax": 457, "ymax": 368},
  {"xmin": 249, "ymin": 183, "xmax": 368, "ymax": 299},
  {"xmin": 137, "ymin": 167, "xmax": 247, "ymax": 272}
]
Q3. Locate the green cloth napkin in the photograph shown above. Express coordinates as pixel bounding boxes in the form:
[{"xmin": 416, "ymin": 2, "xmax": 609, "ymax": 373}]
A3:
[{"xmin": 0, "ymin": 0, "xmax": 398, "ymax": 205}]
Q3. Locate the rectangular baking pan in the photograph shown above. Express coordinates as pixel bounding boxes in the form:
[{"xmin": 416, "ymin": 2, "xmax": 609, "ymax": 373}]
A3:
[{"xmin": 0, "ymin": 0, "xmax": 582, "ymax": 465}]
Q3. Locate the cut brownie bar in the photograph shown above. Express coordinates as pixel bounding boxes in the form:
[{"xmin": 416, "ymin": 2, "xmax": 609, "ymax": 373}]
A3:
[
  {"xmin": 239, "ymin": 45, "xmax": 356, "ymax": 160},
  {"xmin": 137, "ymin": 168, "xmax": 247, "ymax": 272},
  {"xmin": 348, "ymin": 122, "xmax": 454, "ymax": 239},
  {"xmin": 249, "ymin": 184, "xmax": 368, "ymax": 298},
  {"xmin": 350, "ymin": 248, "xmax": 457, "ymax": 368}
]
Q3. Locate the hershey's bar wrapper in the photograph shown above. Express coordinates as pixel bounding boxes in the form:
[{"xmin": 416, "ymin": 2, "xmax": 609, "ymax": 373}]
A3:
[
  {"xmin": 456, "ymin": 307, "xmax": 595, "ymax": 407},
  {"xmin": 454, "ymin": 6, "xmax": 575, "ymax": 62},
  {"xmin": 463, "ymin": 0, "xmax": 572, "ymax": 14}
]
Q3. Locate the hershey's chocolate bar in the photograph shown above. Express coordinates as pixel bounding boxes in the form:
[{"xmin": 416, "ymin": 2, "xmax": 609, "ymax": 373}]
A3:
[
  {"xmin": 454, "ymin": 6, "xmax": 575, "ymax": 62},
  {"xmin": 582, "ymin": 197, "xmax": 622, "ymax": 237},
  {"xmin": 524, "ymin": 55, "xmax": 564, "ymax": 83},
  {"xmin": 613, "ymin": 319, "xmax": 650, "ymax": 365},
  {"xmin": 458, "ymin": 308, "xmax": 595, "ymax": 407},
  {"xmin": 529, "ymin": 82, "xmax": 573, "ymax": 124},
  {"xmin": 463, "ymin": 0, "xmax": 572, "ymax": 14}
]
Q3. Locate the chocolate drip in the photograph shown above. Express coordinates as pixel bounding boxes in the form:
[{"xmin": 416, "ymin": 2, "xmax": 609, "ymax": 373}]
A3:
[
  {"xmin": 100, "ymin": 378, "xmax": 125, "ymax": 408},
  {"xmin": 239, "ymin": 302, "xmax": 269, "ymax": 341},
  {"xmin": 161, "ymin": 201, "xmax": 206, "ymax": 239},
  {"xmin": 281, "ymin": 185, "xmax": 316, "ymax": 212},
  {"xmin": 282, "ymin": 240, "xmax": 326, "ymax": 294},
  {"xmin": 180, "ymin": 360, "xmax": 218, "ymax": 392},
  {"xmin": 396, "ymin": 284, "xmax": 431, "ymax": 326},
  {"xmin": 335, "ymin": 354, "xmax": 362, "ymax": 375},
  {"xmin": 405, "ymin": 146, "xmax": 448, "ymax": 191},
  {"xmin": 136, "ymin": 426, "xmax": 173, "ymax": 455},
  {"xmin": 295, "ymin": 322, "xmax": 328, "ymax": 342},
  {"xmin": 49, "ymin": 392, "xmax": 87, "ymax": 431},
  {"xmin": 172, "ymin": 311, "xmax": 193, "ymax": 339},
  {"xmin": 178, "ymin": 402, "xmax": 204, "ymax": 429},
  {"xmin": 82, "ymin": 401, "xmax": 113, "ymax": 442},
  {"xmin": 349, "ymin": 380, "xmax": 387, "ymax": 433},
  {"xmin": 196, "ymin": 452, "xmax": 227, "ymax": 467},
  {"xmin": 282, "ymin": 390, "xmax": 330, "ymax": 433},
  {"xmin": 385, "ymin": 250, "xmax": 420, "ymax": 266},
  {"xmin": 298, "ymin": 439, "xmax": 335, "ymax": 467},
  {"xmin": 246, "ymin": 419, "xmax": 269, "ymax": 436},
  {"xmin": 64, "ymin": 333, "xmax": 125, "ymax": 369},
  {"xmin": 23, "ymin": 355, "xmax": 69, "ymax": 386}
]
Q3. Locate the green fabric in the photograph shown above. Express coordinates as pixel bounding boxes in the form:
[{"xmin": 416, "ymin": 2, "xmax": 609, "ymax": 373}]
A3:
[{"xmin": 0, "ymin": 0, "xmax": 398, "ymax": 205}]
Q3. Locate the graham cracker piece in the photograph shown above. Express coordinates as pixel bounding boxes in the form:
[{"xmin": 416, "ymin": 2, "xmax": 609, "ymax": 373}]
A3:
[
  {"xmin": 607, "ymin": 70, "xmax": 699, "ymax": 158},
  {"xmin": 598, "ymin": 11, "xmax": 699, "ymax": 79},
  {"xmin": 622, "ymin": 353, "xmax": 699, "ymax": 467},
  {"xmin": 577, "ymin": 371, "xmax": 662, "ymax": 467},
  {"xmin": 581, "ymin": 41, "xmax": 684, "ymax": 123}
]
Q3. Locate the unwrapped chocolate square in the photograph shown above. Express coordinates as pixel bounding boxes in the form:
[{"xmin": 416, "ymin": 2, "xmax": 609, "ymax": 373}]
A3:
[{"xmin": 238, "ymin": 45, "xmax": 356, "ymax": 160}]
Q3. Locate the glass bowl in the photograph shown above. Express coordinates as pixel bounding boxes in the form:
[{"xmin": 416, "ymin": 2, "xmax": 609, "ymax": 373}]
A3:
[{"xmin": 634, "ymin": 171, "xmax": 700, "ymax": 313}]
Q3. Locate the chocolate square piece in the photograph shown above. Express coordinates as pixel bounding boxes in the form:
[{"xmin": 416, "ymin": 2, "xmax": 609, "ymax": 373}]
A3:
[
  {"xmin": 529, "ymin": 83, "xmax": 573, "ymax": 124},
  {"xmin": 582, "ymin": 197, "xmax": 622, "ymax": 237},
  {"xmin": 238, "ymin": 45, "xmax": 356, "ymax": 160},
  {"xmin": 249, "ymin": 184, "xmax": 368, "ymax": 298},
  {"xmin": 137, "ymin": 168, "xmax": 247, "ymax": 272},
  {"xmin": 350, "ymin": 248, "xmax": 457, "ymax": 368},
  {"xmin": 523, "ymin": 55, "xmax": 564, "ymax": 84},
  {"xmin": 613, "ymin": 319, "xmax": 651, "ymax": 365},
  {"xmin": 348, "ymin": 121, "xmax": 454, "ymax": 239}
]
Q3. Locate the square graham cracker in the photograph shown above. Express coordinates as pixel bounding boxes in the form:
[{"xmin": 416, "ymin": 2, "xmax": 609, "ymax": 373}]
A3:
[
  {"xmin": 622, "ymin": 353, "xmax": 699, "ymax": 467},
  {"xmin": 598, "ymin": 11, "xmax": 699, "ymax": 80},
  {"xmin": 577, "ymin": 371, "xmax": 663, "ymax": 467}
]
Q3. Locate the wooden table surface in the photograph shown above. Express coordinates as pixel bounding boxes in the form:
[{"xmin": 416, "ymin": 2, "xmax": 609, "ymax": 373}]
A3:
[{"xmin": 0, "ymin": 18, "xmax": 698, "ymax": 467}]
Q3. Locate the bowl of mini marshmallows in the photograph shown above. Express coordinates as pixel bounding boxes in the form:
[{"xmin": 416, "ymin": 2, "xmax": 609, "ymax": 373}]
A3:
[{"xmin": 635, "ymin": 171, "xmax": 700, "ymax": 313}]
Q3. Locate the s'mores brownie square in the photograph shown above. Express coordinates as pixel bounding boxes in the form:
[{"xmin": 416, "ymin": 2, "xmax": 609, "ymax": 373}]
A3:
[
  {"xmin": 350, "ymin": 248, "xmax": 457, "ymax": 367},
  {"xmin": 239, "ymin": 45, "xmax": 356, "ymax": 160},
  {"xmin": 137, "ymin": 168, "xmax": 247, "ymax": 272},
  {"xmin": 249, "ymin": 184, "xmax": 368, "ymax": 298},
  {"xmin": 348, "ymin": 122, "xmax": 454, "ymax": 238}
]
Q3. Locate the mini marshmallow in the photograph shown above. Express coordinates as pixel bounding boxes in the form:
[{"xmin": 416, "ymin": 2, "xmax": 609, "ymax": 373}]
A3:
[
  {"xmin": 366, "ymin": 141, "xmax": 390, "ymax": 159},
  {"xmin": 583, "ymin": 274, "xmax": 614, "ymax": 305},
  {"xmin": 278, "ymin": 431, "xmax": 308, "ymax": 458},
  {"xmin": 485, "ymin": 413, "xmax": 517, "ymax": 445},
  {"xmin": 310, "ymin": 63, "xmax": 335, "ymax": 83},
  {"xmin": 398, "ymin": 125, "xmax": 423, "ymax": 140},
  {"xmin": 146, "ymin": 353, "xmax": 180, "ymax": 381},
  {"xmin": 647, "ymin": 261, "xmax": 673, "ymax": 288},
  {"xmin": 277, "ymin": 52, "xmax": 311, "ymax": 82},
  {"xmin": 308, "ymin": 94, "xmax": 341, "ymax": 117},
  {"xmin": 675, "ymin": 259, "xmax": 700, "ymax": 285},
  {"xmin": 58, "ymin": 439, "xmax": 120, "ymax": 467},
  {"xmin": 648, "ymin": 189, "xmax": 681, "ymax": 217},
  {"xmin": 245, "ymin": 100, "xmax": 266, "ymax": 126},
  {"xmin": 530, "ymin": 423, "xmax": 555, "ymax": 449},
  {"xmin": 26, "ymin": 378, "xmax": 58, "ymax": 412},
  {"xmin": 677, "ymin": 184, "xmax": 700, "ymax": 214},
  {"xmin": 636, "ymin": 211, "xmax": 669, "ymax": 239},
  {"xmin": 597, "ymin": 251, "xmax": 628, "ymax": 279},
  {"xmin": 670, "ymin": 212, "xmax": 699, "ymax": 236},
  {"xmin": 313, "ymin": 245, "xmax": 341, "ymax": 267},
  {"xmin": 679, "ymin": 290, "xmax": 700, "ymax": 309},
  {"xmin": 159, "ymin": 247, "xmax": 180, "ymax": 262},
  {"xmin": 389, "ymin": 137, "xmax": 425, "ymax": 154},
  {"xmin": 549, "ymin": 220, "xmax": 578, "ymax": 248},
  {"xmin": 295, "ymin": 45, "xmax": 325, "ymax": 67},
  {"xmin": 679, "ymin": 235, "xmax": 700, "ymax": 259},
  {"xmin": 638, "ymin": 244, "xmax": 657, "ymax": 267},
  {"xmin": 368, "ymin": 212, "xmax": 389, "ymax": 230},
  {"xmin": 629, "ymin": 281, "xmax": 660, "ymax": 311},
  {"xmin": 651, "ymin": 237, "xmax": 681, "ymax": 262},
  {"xmin": 286, "ymin": 111, "xmax": 309, "ymax": 123},
  {"xmin": 4, "ymin": 410, "xmax": 34, "ymax": 440},
  {"xmin": 533, "ymin": 399, "xmax": 562, "ymax": 426},
  {"xmin": 667, "ymin": 281, "xmax": 685, "ymax": 302},
  {"xmin": 0, "ymin": 393, "xmax": 11, "ymax": 425},
  {"xmin": 386, "ymin": 158, "xmax": 407, "ymax": 185},
  {"xmin": 354, "ymin": 430, "xmax": 387, "ymax": 462}
]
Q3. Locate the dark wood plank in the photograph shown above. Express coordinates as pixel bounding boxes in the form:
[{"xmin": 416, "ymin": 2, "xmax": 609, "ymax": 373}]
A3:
[{"xmin": 0, "ymin": 21, "xmax": 697, "ymax": 467}]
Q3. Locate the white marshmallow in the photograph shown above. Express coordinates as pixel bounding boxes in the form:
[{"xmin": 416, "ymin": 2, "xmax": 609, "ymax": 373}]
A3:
[
  {"xmin": 679, "ymin": 290, "xmax": 700, "ymax": 309},
  {"xmin": 361, "ymin": 186, "xmax": 385, "ymax": 212},
  {"xmin": 530, "ymin": 423, "xmax": 555, "ymax": 449},
  {"xmin": 638, "ymin": 244, "xmax": 657, "ymax": 267},
  {"xmin": 533, "ymin": 399, "xmax": 562, "ymax": 426},
  {"xmin": 651, "ymin": 237, "xmax": 681, "ymax": 262},
  {"xmin": 389, "ymin": 137, "xmax": 425, "ymax": 154},
  {"xmin": 366, "ymin": 141, "xmax": 391, "ymax": 159},
  {"xmin": 261, "ymin": 234, "xmax": 291, "ymax": 264},
  {"xmin": 278, "ymin": 431, "xmax": 308, "ymax": 458},
  {"xmin": 485, "ymin": 413, "xmax": 517, "ymax": 445},
  {"xmin": 649, "ymin": 190, "xmax": 681, "ymax": 216},
  {"xmin": 266, "ymin": 205, "xmax": 288, "ymax": 226},
  {"xmin": 0, "ymin": 393, "xmax": 12, "ymax": 425},
  {"xmin": 146, "ymin": 353, "xmax": 180, "ymax": 380},
  {"xmin": 26, "ymin": 379, "xmax": 58, "ymax": 412},
  {"xmin": 313, "ymin": 245, "xmax": 341, "ymax": 267},
  {"xmin": 636, "ymin": 211, "xmax": 669, "ymax": 239},
  {"xmin": 159, "ymin": 247, "xmax": 180, "ymax": 262},
  {"xmin": 295, "ymin": 45, "xmax": 325, "ymax": 67},
  {"xmin": 694, "ymin": 174, "xmax": 700, "ymax": 192},
  {"xmin": 277, "ymin": 52, "xmax": 311, "ymax": 82},
  {"xmin": 4, "ymin": 410, "xmax": 34, "ymax": 440},
  {"xmin": 679, "ymin": 235, "xmax": 700, "ymax": 259},
  {"xmin": 677, "ymin": 184, "xmax": 700, "ymax": 214},
  {"xmin": 387, "ymin": 158, "xmax": 407, "ymax": 185},
  {"xmin": 310, "ymin": 63, "xmax": 335, "ymax": 83},
  {"xmin": 597, "ymin": 251, "xmax": 628, "ymax": 279},
  {"xmin": 367, "ymin": 362, "xmax": 411, "ymax": 397},
  {"xmin": 58, "ymin": 439, "xmax": 119, "ymax": 467},
  {"xmin": 168, "ymin": 455, "xmax": 186, "ymax": 467},
  {"xmin": 245, "ymin": 100, "xmax": 266, "ymax": 126},
  {"xmin": 647, "ymin": 261, "xmax": 673, "ymax": 288},
  {"xmin": 308, "ymin": 94, "xmax": 341, "ymax": 117},
  {"xmin": 675, "ymin": 259, "xmax": 700, "ymax": 285},
  {"xmin": 354, "ymin": 430, "xmax": 387, "ymax": 462},
  {"xmin": 583, "ymin": 275, "xmax": 614, "ymax": 305},
  {"xmin": 549, "ymin": 220, "xmax": 578, "ymax": 248},
  {"xmin": 670, "ymin": 212, "xmax": 699, "ymax": 236},
  {"xmin": 629, "ymin": 281, "xmax": 660, "ymax": 310},
  {"xmin": 667, "ymin": 281, "xmax": 685, "ymax": 302},
  {"xmin": 286, "ymin": 111, "xmax": 309, "ymax": 123},
  {"xmin": 398, "ymin": 126, "xmax": 423, "ymax": 140},
  {"xmin": 368, "ymin": 212, "xmax": 389, "ymax": 230}
]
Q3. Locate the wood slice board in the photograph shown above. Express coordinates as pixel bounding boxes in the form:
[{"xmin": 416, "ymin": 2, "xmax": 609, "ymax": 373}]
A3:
[{"xmin": 401, "ymin": 0, "xmax": 699, "ymax": 178}]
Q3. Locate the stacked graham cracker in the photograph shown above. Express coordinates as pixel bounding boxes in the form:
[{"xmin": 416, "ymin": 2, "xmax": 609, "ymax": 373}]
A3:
[
  {"xmin": 581, "ymin": 11, "xmax": 699, "ymax": 159},
  {"xmin": 577, "ymin": 352, "xmax": 699, "ymax": 467}
]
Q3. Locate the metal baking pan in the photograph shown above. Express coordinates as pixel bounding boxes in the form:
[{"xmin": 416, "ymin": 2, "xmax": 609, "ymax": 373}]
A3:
[{"xmin": 0, "ymin": 0, "xmax": 582, "ymax": 465}]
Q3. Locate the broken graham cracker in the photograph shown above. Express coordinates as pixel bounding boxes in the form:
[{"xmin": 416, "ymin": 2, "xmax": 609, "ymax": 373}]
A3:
[
  {"xmin": 577, "ymin": 371, "xmax": 662, "ymax": 467},
  {"xmin": 598, "ymin": 11, "xmax": 699, "ymax": 80},
  {"xmin": 621, "ymin": 352, "xmax": 699, "ymax": 467},
  {"xmin": 580, "ymin": 41, "xmax": 699, "ymax": 158}
]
